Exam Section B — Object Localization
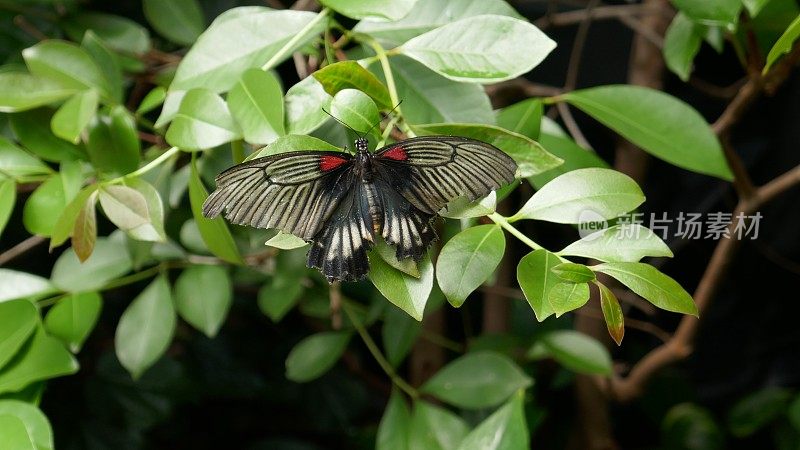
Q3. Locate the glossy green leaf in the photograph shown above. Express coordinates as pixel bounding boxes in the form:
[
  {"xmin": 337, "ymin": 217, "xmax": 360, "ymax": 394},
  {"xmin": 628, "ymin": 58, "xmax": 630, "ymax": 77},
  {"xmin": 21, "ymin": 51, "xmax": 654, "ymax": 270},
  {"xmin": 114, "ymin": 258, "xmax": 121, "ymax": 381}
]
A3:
[
  {"xmin": 409, "ymin": 401, "xmax": 469, "ymax": 450},
  {"xmin": 662, "ymin": 404, "xmax": 724, "ymax": 450},
  {"xmin": 354, "ymin": 0, "xmax": 521, "ymax": 46},
  {"xmin": 51, "ymin": 237, "xmax": 133, "ymax": 292},
  {"xmin": 250, "ymin": 134, "xmax": 341, "ymax": 159},
  {"xmin": 382, "ymin": 307, "xmax": 421, "ymax": 367},
  {"xmin": 369, "ymin": 252, "xmax": 433, "ymax": 321},
  {"xmin": 412, "ymin": 123, "xmax": 562, "ymax": 177},
  {"xmin": 86, "ymin": 106, "xmax": 141, "ymax": 175},
  {"xmin": 664, "ymin": 13, "xmax": 704, "ymax": 81},
  {"xmin": 62, "ymin": 12, "xmax": 150, "ymax": 54},
  {"xmin": 421, "ymin": 351, "xmax": 532, "ymax": 409},
  {"xmin": 154, "ymin": 90, "xmax": 186, "ymax": 129},
  {"xmin": 264, "ymin": 232, "xmax": 307, "ymax": 250},
  {"xmin": 188, "ymin": 159, "xmax": 242, "ymax": 264},
  {"xmin": 436, "ymin": 225, "xmax": 505, "ymax": 307},
  {"xmin": 743, "ymin": 0, "xmax": 771, "ymax": 16},
  {"xmin": 597, "ymin": 282, "xmax": 624, "ymax": 345},
  {"xmin": 175, "ymin": 265, "xmax": 232, "ymax": 338},
  {"xmin": 81, "ymin": 31, "xmax": 123, "ymax": 104},
  {"xmin": 228, "ymin": 69, "xmax": 285, "ymax": 145},
  {"xmin": 99, "ymin": 185, "xmax": 150, "ymax": 230},
  {"xmin": 257, "ymin": 276, "xmax": 304, "ymax": 323},
  {"xmin": 0, "ymin": 414, "xmax": 36, "ymax": 450},
  {"xmin": 0, "ymin": 300, "xmax": 38, "ymax": 370},
  {"xmin": 497, "ymin": 98, "xmax": 543, "ymax": 140},
  {"xmin": 70, "ymin": 190, "xmax": 97, "ymax": 262},
  {"xmin": 0, "ymin": 271, "xmax": 54, "ymax": 303},
  {"xmin": 0, "ymin": 72, "xmax": 74, "ymax": 112},
  {"xmin": 50, "ymin": 90, "xmax": 98, "ymax": 144},
  {"xmin": 551, "ymin": 263, "xmax": 596, "ymax": 283},
  {"xmin": 558, "ymin": 224, "xmax": 673, "ymax": 262},
  {"xmin": 22, "ymin": 175, "xmax": 66, "ymax": 237},
  {"xmin": 285, "ymin": 331, "xmax": 351, "ymax": 382},
  {"xmin": 143, "ymin": 0, "xmax": 205, "ymax": 46},
  {"xmin": 441, "ymin": 192, "xmax": 496, "ymax": 220},
  {"xmin": 0, "ymin": 136, "xmax": 51, "ymax": 178},
  {"xmin": 399, "ymin": 15, "xmax": 556, "ymax": 83},
  {"xmin": 284, "ymin": 76, "xmax": 332, "ymax": 135},
  {"xmin": 728, "ymin": 388, "xmax": 791, "ymax": 437},
  {"xmin": 535, "ymin": 330, "xmax": 612, "ymax": 374},
  {"xmin": 788, "ymin": 394, "xmax": 800, "ymax": 430},
  {"xmin": 0, "ymin": 326, "xmax": 78, "ymax": 394},
  {"xmin": 0, "ymin": 178, "xmax": 15, "ymax": 239},
  {"xmin": 322, "ymin": 0, "xmax": 416, "ymax": 21},
  {"xmin": 376, "ymin": 391, "xmax": 410, "ymax": 450},
  {"xmin": 548, "ymin": 282, "xmax": 590, "ymax": 317},
  {"xmin": 764, "ymin": 15, "xmax": 800, "ymax": 74},
  {"xmin": 44, "ymin": 292, "xmax": 102, "ymax": 353},
  {"xmin": 9, "ymin": 110, "xmax": 84, "ymax": 162},
  {"xmin": 372, "ymin": 56, "xmax": 494, "ymax": 125},
  {"xmin": 313, "ymin": 61, "xmax": 392, "ymax": 109},
  {"xmin": 594, "ymin": 262, "xmax": 698, "ymax": 315},
  {"xmin": 517, "ymin": 249, "xmax": 561, "ymax": 321},
  {"xmin": 166, "ymin": 88, "xmax": 241, "ymax": 150},
  {"xmin": 50, "ymin": 187, "xmax": 95, "ymax": 249},
  {"xmin": 170, "ymin": 8, "xmax": 327, "ymax": 92},
  {"xmin": 136, "ymin": 86, "xmax": 166, "ymax": 115},
  {"xmin": 456, "ymin": 391, "xmax": 528, "ymax": 450},
  {"xmin": 115, "ymin": 275, "xmax": 176, "ymax": 379},
  {"xmin": 563, "ymin": 85, "xmax": 732, "ymax": 180},
  {"xmin": 527, "ymin": 132, "xmax": 608, "ymax": 189},
  {"xmin": 22, "ymin": 41, "xmax": 110, "ymax": 98},
  {"xmin": 372, "ymin": 236, "xmax": 420, "ymax": 278},
  {"xmin": 125, "ymin": 178, "xmax": 167, "ymax": 242},
  {"xmin": 330, "ymin": 89, "xmax": 380, "ymax": 134},
  {"xmin": 0, "ymin": 400, "xmax": 53, "ymax": 450},
  {"xmin": 670, "ymin": 0, "xmax": 740, "ymax": 26},
  {"xmin": 512, "ymin": 168, "xmax": 644, "ymax": 223}
]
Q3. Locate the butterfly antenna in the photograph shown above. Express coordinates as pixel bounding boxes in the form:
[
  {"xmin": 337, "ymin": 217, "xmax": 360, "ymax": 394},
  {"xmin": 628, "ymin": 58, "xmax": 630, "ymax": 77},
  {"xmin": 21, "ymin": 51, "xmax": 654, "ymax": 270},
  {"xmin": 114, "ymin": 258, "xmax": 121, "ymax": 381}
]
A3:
[
  {"xmin": 363, "ymin": 100, "xmax": 403, "ymax": 138},
  {"xmin": 322, "ymin": 107, "xmax": 362, "ymax": 137}
]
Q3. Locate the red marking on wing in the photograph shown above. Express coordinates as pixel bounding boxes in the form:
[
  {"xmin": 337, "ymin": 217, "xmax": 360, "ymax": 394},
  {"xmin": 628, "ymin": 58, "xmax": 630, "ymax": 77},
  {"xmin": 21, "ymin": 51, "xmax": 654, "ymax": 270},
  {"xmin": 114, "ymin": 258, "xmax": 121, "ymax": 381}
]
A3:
[
  {"xmin": 383, "ymin": 146, "xmax": 408, "ymax": 161},
  {"xmin": 319, "ymin": 155, "xmax": 348, "ymax": 171}
]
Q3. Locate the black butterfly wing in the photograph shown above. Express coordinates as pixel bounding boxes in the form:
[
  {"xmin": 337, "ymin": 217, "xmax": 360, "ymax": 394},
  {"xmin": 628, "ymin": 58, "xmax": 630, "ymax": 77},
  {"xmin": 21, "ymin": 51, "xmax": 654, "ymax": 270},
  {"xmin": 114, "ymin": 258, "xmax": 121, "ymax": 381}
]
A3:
[
  {"xmin": 372, "ymin": 136, "xmax": 517, "ymax": 215},
  {"xmin": 373, "ymin": 177, "xmax": 437, "ymax": 261},
  {"xmin": 202, "ymin": 151, "xmax": 354, "ymax": 240}
]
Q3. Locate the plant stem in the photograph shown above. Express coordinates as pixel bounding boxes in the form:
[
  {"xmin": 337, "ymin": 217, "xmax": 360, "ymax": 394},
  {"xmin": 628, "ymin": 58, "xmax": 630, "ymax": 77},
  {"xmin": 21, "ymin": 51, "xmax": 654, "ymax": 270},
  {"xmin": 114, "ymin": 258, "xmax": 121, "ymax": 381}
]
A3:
[
  {"xmin": 343, "ymin": 302, "xmax": 419, "ymax": 399},
  {"xmin": 231, "ymin": 140, "xmax": 245, "ymax": 164},
  {"xmin": 261, "ymin": 8, "xmax": 331, "ymax": 71},
  {"xmin": 107, "ymin": 146, "xmax": 180, "ymax": 184},
  {"xmin": 365, "ymin": 38, "xmax": 415, "ymax": 137},
  {"xmin": 488, "ymin": 212, "xmax": 542, "ymax": 250}
]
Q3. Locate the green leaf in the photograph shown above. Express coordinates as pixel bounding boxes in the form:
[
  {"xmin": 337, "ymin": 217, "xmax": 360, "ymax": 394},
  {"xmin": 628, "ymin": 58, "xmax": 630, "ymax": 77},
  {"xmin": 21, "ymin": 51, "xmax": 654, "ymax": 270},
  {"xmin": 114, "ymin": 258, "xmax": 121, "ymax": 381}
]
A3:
[
  {"xmin": 742, "ymin": 0, "xmax": 772, "ymax": 16},
  {"xmin": 670, "ymin": 0, "xmax": 741, "ymax": 26},
  {"xmin": 188, "ymin": 159, "xmax": 242, "ymax": 264},
  {"xmin": 728, "ymin": 387, "xmax": 791, "ymax": 437},
  {"xmin": 558, "ymin": 224, "xmax": 673, "ymax": 262},
  {"xmin": 788, "ymin": 394, "xmax": 800, "ymax": 431},
  {"xmin": 50, "ymin": 89, "xmax": 99, "ymax": 144},
  {"xmin": 0, "ymin": 72, "xmax": 74, "ymax": 112},
  {"xmin": 115, "ymin": 275, "xmax": 176, "ymax": 379},
  {"xmin": 257, "ymin": 275, "xmax": 304, "ymax": 322},
  {"xmin": 71, "ymin": 190, "xmax": 97, "ymax": 262},
  {"xmin": 534, "ymin": 330, "xmax": 612, "ymax": 375},
  {"xmin": 22, "ymin": 175, "xmax": 66, "ymax": 237},
  {"xmin": 563, "ymin": 85, "xmax": 732, "ymax": 180},
  {"xmin": 0, "ymin": 271, "xmax": 54, "ymax": 303},
  {"xmin": 551, "ymin": 263, "xmax": 596, "ymax": 283},
  {"xmin": 527, "ymin": 133, "xmax": 609, "ymax": 190},
  {"xmin": 436, "ymin": 224, "xmax": 505, "ymax": 307},
  {"xmin": 99, "ymin": 185, "xmax": 150, "ymax": 230},
  {"xmin": 166, "ymin": 88, "xmax": 241, "ymax": 150},
  {"xmin": 136, "ymin": 86, "xmax": 166, "ymax": 115},
  {"xmin": 497, "ymin": 98, "xmax": 543, "ymax": 140},
  {"xmin": 330, "ymin": 89, "xmax": 380, "ymax": 134},
  {"xmin": 125, "ymin": 178, "xmax": 167, "ymax": 242},
  {"xmin": 517, "ymin": 249, "xmax": 561, "ymax": 321},
  {"xmin": 664, "ymin": 13, "xmax": 704, "ymax": 81},
  {"xmin": 412, "ymin": 123, "xmax": 562, "ymax": 177},
  {"xmin": 9, "ymin": 110, "xmax": 84, "ymax": 162},
  {"xmin": 228, "ymin": 69, "xmax": 285, "ymax": 145},
  {"xmin": 594, "ymin": 262, "xmax": 698, "ymax": 316},
  {"xmin": 264, "ymin": 232, "xmax": 308, "ymax": 250},
  {"xmin": 409, "ymin": 401, "xmax": 469, "ymax": 450},
  {"xmin": 548, "ymin": 282, "xmax": 590, "ymax": 317},
  {"xmin": 170, "ymin": 8, "xmax": 327, "ymax": 92},
  {"xmin": 143, "ymin": 0, "xmax": 205, "ymax": 46},
  {"xmin": 399, "ymin": 15, "xmax": 555, "ymax": 83},
  {"xmin": 662, "ymin": 404, "xmax": 724, "ymax": 450},
  {"xmin": 0, "ymin": 178, "xmax": 15, "ymax": 239},
  {"xmin": 62, "ymin": 12, "xmax": 150, "ymax": 54},
  {"xmin": 250, "ymin": 134, "xmax": 341, "ymax": 159},
  {"xmin": 371, "ymin": 56, "xmax": 494, "ymax": 125},
  {"xmin": 354, "ymin": 0, "xmax": 521, "ymax": 46},
  {"xmin": 0, "ymin": 400, "xmax": 53, "ymax": 450},
  {"xmin": 0, "ymin": 300, "xmax": 38, "ymax": 370},
  {"xmin": 597, "ymin": 282, "xmax": 624, "ymax": 346},
  {"xmin": 51, "ymin": 237, "xmax": 133, "ymax": 292},
  {"xmin": 764, "ymin": 14, "xmax": 800, "ymax": 74},
  {"xmin": 441, "ymin": 191, "xmax": 496, "ymax": 219},
  {"xmin": 456, "ymin": 391, "xmax": 529, "ymax": 450},
  {"xmin": 512, "ymin": 168, "xmax": 644, "ymax": 223},
  {"xmin": 372, "ymin": 236, "xmax": 420, "ymax": 278},
  {"xmin": 369, "ymin": 252, "xmax": 433, "ymax": 321},
  {"xmin": 421, "ymin": 351, "xmax": 532, "ymax": 409},
  {"xmin": 0, "ymin": 326, "xmax": 78, "ymax": 394},
  {"xmin": 22, "ymin": 41, "xmax": 110, "ymax": 98},
  {"xmin": 154, "ymin": 90, "xmax": 186, "ymax": 129},
  {"xmin": 81, "ymin": 31, "xmax": 123, "ymax": 104},
  {"xmin": 285, "ymin": 331, "xmax": 351, "ymax": 382},
  {"xmin": 285, "ymin": 76, "xmax": 332, "ymax": 135},
  {"xmin": 0, "ymin": 136, "xmax": 51, "ymax": 178},
  {"xmin": 0, "ymin": 414, "xmax": 36, "ymax": 450},
  {"xmin": 313, "ymin": 61, "xmax": 393, "ymax": 109},
  {"xmin": 44, "ymin": 292, "xmax": 102, "ymax": 353},
  {"xmin": 382, "ymin": 307, "xmax": 421, "ymax": 367},
  {"xmin": 376, "ymin": 391, "xmax": 411, "ymax": 450},
  {"xmin": 175, "ymin": 265, "xmax": 232, "ymax": 338},
  {"xmin": 322, "ymin": 0, "xmax": 415, "ymax": 21},
  {"xmin": 86, "ymin": 106, "xmax": 141, "ymax": 175}
]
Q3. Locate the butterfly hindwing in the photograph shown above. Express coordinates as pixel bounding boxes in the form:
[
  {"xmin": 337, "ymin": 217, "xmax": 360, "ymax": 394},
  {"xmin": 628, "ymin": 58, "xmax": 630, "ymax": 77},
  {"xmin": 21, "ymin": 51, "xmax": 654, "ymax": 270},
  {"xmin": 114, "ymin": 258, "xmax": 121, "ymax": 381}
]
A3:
[
  {"xmin": 203, "ymin": 151, "xmax": 353, "ymax": 240},
  {"xmin": 374, "ymin": 177, "xmax": 437, "ymax": 261}
]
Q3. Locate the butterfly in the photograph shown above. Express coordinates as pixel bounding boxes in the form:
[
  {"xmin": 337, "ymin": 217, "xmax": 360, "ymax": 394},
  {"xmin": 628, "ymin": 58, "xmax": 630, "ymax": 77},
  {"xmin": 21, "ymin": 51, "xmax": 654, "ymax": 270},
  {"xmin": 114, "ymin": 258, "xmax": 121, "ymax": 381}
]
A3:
[{"xmin": 202, "ymin": 136, "xmax": 517, "ymax": 282}]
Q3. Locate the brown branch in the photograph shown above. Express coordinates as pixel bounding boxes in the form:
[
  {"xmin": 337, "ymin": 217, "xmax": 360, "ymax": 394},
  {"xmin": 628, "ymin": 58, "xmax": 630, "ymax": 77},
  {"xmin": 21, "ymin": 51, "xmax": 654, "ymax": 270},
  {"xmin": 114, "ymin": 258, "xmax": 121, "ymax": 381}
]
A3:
[
  {"xmin": 0, "ymin": 236, "xmax": 46, "ymax": 266},
  {"xmin": 557, "ymin": 102, "xmax": 593, "ymax": 149},
  {"xmin": 13, "ymin": 15, "xmax": 48, "ymax": 41},
  {"xmin": 535, "ymin": 3, "xmax": 669, "ymax": 30},
  {"xmin": 329, "ymin": 282, "xmax": 343, "ymax": 330}
]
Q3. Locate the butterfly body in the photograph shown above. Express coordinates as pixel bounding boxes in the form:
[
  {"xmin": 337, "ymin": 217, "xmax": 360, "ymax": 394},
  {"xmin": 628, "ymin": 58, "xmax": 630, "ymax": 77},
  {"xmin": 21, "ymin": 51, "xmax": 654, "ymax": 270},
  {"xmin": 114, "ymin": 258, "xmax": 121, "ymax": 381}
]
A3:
[{"xmin": 203, "ymin": 136, "xmax": 517, "ymax": 282}]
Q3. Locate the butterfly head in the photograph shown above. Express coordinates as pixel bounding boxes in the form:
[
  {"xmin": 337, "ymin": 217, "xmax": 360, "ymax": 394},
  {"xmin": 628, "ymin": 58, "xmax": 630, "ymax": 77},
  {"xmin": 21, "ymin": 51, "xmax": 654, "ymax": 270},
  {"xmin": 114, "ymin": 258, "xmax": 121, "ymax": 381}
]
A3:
[{"xmin": 355, "ymin": 137, "xmax": 369, "ymax": 154}]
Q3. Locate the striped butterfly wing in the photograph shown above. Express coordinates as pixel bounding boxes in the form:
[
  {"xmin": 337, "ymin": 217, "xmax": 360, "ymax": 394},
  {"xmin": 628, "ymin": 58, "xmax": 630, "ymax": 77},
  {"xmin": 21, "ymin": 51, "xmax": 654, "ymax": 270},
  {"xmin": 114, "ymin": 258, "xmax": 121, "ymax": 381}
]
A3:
[
  {"xmin": 202, "ymin": 151, "xmax": 354, "ymax": 240},
  {"xmin": 373, "ymin": 136, "xmax": 518, "ymax": 215},
  {"xmin": 373, "ymin": 176, "xmax": 437, "ymax": 261}
]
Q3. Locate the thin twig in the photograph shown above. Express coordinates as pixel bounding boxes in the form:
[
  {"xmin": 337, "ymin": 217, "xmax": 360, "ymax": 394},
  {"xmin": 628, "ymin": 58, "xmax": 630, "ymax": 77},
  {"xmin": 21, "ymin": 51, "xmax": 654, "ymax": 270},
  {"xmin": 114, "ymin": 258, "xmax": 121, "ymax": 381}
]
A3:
[
  {"xmin": 0, "ymin": 236, "xmax": 46, "ymax": 266},
  {"xmin": 535, "ymin": 3, "xmax": 668, "ymax": 30},
  {"xmin": 329, "ymin": 282, "xmax": 343, "ymax": 330},
  {"xmin": 556, "ymin": 102, "xmax": 593, "ymax": 149}
]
